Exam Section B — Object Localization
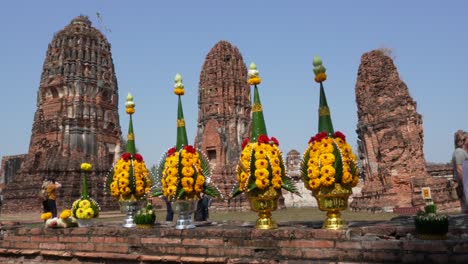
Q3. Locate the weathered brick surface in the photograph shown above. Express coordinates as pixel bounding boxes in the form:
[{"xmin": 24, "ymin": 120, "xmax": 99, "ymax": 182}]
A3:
[{"xmin": 1, "ymin": 221, "xmax": 468, "ymax": 263}]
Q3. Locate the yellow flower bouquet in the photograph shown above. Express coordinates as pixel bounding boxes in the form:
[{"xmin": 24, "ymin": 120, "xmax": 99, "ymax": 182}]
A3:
[
  {"xmin": 72, "ymin": 163, "xmax": 100, "ymax": 222},
  {"xmin": 106, "ymin": 93, "xmax": 152, "ymax": 201},
  {"xmin": 153, "ymin": 74, "xmax": 221, "ymax": 202}
]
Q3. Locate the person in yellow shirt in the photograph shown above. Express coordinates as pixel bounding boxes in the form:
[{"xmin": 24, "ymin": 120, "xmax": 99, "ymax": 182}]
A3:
[{"xmin": 46, "ymin": 178, "xmax": 62, "ymax": 218}]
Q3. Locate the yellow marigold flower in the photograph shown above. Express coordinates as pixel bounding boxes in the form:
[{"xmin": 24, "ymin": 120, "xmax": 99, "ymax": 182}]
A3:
[
  {"xmin": 254, "ymin": 148, "xmax": 267, "ymax": 160},
  {"xmin": 168, "ymin": 185, "xmax": 177, "ymax": 196},
  {"xmin": 239, "ymin": 172, "xmax": 248, "ymax": 183},
  {"xmin": 181, "ymin": 177, "xmax": 194, "ymax": 188},
  {"xmin": 181, "ymin": 157, "xmax": 194, "ymax": 167},
  {"xmin": 319, "ymin": 153, "xmax": 335, "ymax": 166},
  {"xmin": 111, "ymin": 189, "xmax": 120, "ymax": 197},
  {"xmin": 241, "ymin": 160, "xmax": 250, "ymax": 171},
  {"xmin": 307, "ymin": 158, "xmax": 318, "ymax": 167},
  {"xmin": 145, "ymin": 187, "xmax": 150, "ymax": 194},
  {"xmin": 314, "ymin": 72, "xmax": 327, "ymax": 83},
  {"xmin": 182, "ymin": 166, "xmax": 195, "ymax": 177},
  {"xmin": 119, "ymin": 171, "xmax": 129, "ymax": 179},
  {"xmin": 136, "ymin": 186, "xmax": 145, "ymax": 196},
  {"xmin": 342, "ymin": 143, "xmax": 352, "ymax": 156},
  {"xmin": 79, "ymin": 199, "xmax": 91, "ymax": 209},
  {"xmin": 255, "ymin": 177, "xmax": 269, "ymax": 190},
  {"xmin": 41, "ymin": 212, "xmax": 52, "ymax": 220},
  {"xmin": 196, "ymin": 175, "xmax": 205, "ymax": 185},
  {"xmin": 126, "ymin": 106, "xmax": 135, "ymax": 115},
  {"xmin": 84, "ymin": 208, "xmax": 95, "ymax": 219},
  {"xmin": 272, "ymin": 177, "xmax": 282, "ymax": 189},
  {"xmin": 254, "ymin": 168, "xmax": 269, "ymax": 179},
  {"xmin": 119, "ymin": 178, "xmax": 129, "ymax": 187},
  {"xmin": 166, "ymin": 156, "xmax": 179, "ymax": 168},
  {"xmin": 342, "ymin": 171, "xmax": 353, "ymax": 184},
  {"xmin": 80, "ymin": 163, "xmax": 92, "ymax": 171},
  {"xmin": 166, "ymin": 167, "xmax": 177, "ymax": 177},
  {"xmin": 121, "ymin": 186, "xmax": 131, "ymax": 196},
  {"xmin": 320, "ymin": 165, "xmax": 336, "ymax": 178},
  {"xmin": 272, "ymin": 166, "xmax": 282, "ymax": 177},
  {"xmin": 255, "ymin": 159, "xmax": 269, "ymax": 170},
  {"xmin": 308, "ymin": 179, "xmax": 321, "ymax": 190},
  {"xmin": 181, "ymin": 150, "xmax": 193, "ymax": 159},
  {"xmin": 248, "ymin": 77, "xmax": 261, "ymax": 85},
  {"xmin": 307, "ymin": 166, "xmax": 320, "ymax": 179},
  {"xmin": 135, "ymin": 180, "xmax": 144, "ymax": 187},
  {"xmin": 174, "ymin": 88, "xmax": 185, "ymax": 95},
  {"xmin": 195, "ymin": 184, "xmax": 203, "ymax": 193},
  {"xmin": 269, "ymin": 148, "xmax": 279, "ymax": 158},
  {"xmin": 335, "ymin": 137, "xmax": 345, "ymax": 147},
  {"xmin": 309, "ymin": 148, "xmax": 320, "ymax": 158},
  {"xmin": 320, "ymin": 142, "xmax": 334, "ymax": 154},
  {"xmin": 321, "ymin": 175, "xmax": 335, "ymax": 187},
  {"xmin": 240, "ymin": 151, "xmax": 251, "ymax": 162},
  {"xmin": 76, "ymin": 208, "xmax": 85, "ymax": 219},
  {"xmin": 166, "ymin": 176, "xmax": 178, "ymax": 186}
]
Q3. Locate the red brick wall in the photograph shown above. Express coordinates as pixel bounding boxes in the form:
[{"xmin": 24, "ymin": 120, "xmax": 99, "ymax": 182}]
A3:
[{"xmin": 1, "ymin": 224, "xmax": 467, "ymax": 263}]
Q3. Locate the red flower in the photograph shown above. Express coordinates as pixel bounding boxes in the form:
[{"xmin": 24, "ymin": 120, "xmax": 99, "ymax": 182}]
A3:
[
  {"xmin": 270, "ymin": 136, "xmax": 279, "ymax": 146},
  {"xmin": 258, "ymin": 134, "xmax": 270, "ymax": 144},
  {"xmin": 315, "ymin": 132, "xmax": 328, "ymax": 141},
  {"xmin": 167, "ymin": 147, "xmax": 176, "ymax": 157},
  {"xmin": 121, "ymin": 152, "xmax": 131, "ymax": 161},
  {"xmin": 134, "ymin": 153, "xmax": 143, "ymax": 162},
  {"xmin": 241, "ymin": 138, "xmax": 250, "ymax": 149},
  {"xmin": 308, "ymin": 136, "xmax": 316, "ymax": 144},
  {"xmin": 184, "ymin": 145, "xmax": 196, "ymax": 154},
  {"xmin": 333, "ymin": 131, "xmax": 346, "ymax": 141}
]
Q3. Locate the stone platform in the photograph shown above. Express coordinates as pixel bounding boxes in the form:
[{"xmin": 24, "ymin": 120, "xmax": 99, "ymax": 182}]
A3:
[{"xmin": 0, "ymin": 215, "xmax": 467, "ymax": 263}]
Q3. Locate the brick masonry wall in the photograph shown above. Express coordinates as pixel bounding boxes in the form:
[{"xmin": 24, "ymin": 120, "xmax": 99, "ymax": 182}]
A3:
[{"xmin": 1, "ymin": 221, "xmax": 467, "ymax": 263}]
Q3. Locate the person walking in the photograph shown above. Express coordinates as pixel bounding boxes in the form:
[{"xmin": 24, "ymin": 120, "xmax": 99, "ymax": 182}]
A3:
[
  {"xmin": 452, "ymin": 130, "xmax": 468, "ymax": 213},
  {"xmin": 46, "ymin": 178, "xmax": 62, "ymax": 218}
]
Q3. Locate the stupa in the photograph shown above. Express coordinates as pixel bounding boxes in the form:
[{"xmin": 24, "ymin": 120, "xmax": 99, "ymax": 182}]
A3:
[
  {"xmin": 1, "ymin": 16, "xmax": 121, "ymax": 213},
  {"xmin": 195, "ymin": 41, "xmax": 251, "ymax": 209}
]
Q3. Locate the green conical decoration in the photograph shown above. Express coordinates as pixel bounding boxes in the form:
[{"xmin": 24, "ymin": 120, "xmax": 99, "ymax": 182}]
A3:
[
  {"xmin": 318, "ymin": 82, "xmax": 334, "ymax": 135},
  {"xmin": 81, "ymin": 172, "xmax": 89, "ymax": 199},
  {"xmin": 176, "ymin": 95, "xmax": 188, "ymax": 150},
  {"xmin": 126, "ymin": 115, "xmax": 136, "ymax": 155},
  {"xmin": 251, "ymin": 85, "xmax": 268, "ymax": 142}
]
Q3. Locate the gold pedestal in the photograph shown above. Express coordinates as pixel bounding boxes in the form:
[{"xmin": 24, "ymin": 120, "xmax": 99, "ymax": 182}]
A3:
[
  {"xmin": 313, "ymin": 183, "xmax": 352, "ymax": 230},
  {"xmin": 247, "ymin": 187, "xmax": 280, "ymax": 230}
]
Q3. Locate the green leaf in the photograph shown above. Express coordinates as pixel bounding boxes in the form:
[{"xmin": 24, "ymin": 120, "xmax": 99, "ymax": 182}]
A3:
[
  {"xmin": 204, "ymin": 184, "xmax": 222, "ymax": 199},
  {"xmin": 333, "ymin": 141, "xmax": 343, "ymax": 183},
  {"xmin": 199, "ymin": 150, "xmax": 212, "ymax": 177},
  {"xmin": 282, "ymin": 176, "xmax": 301, "ymax": 196},
  {"xmin": 231, "ymin": 185, "xmax": 242, "ymax": 198},
  {"xmin": 152, "ymin": 190, "xmax": 163, "ymax": 197},
  {"xmin": 301, "ymin": 148, "xmax": 311, "ymax": 182},
  {"xmin": 175, "ymin": 187, "xmax": 185, "ymax": 200}
]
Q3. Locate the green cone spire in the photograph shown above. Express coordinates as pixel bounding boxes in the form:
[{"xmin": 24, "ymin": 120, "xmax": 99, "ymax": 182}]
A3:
[
  {"xmin": 173, "ymin": 73, "xmax": 188, "ymax": 150},
  {"xmin": 251, "ymin": 85, "xmax": 268, "ymax": 142},
  {"xmin": 248, "ymin": 62, "xmax": 268, "ymax": 142},
  {"xmin": 176, "ymin": 95, "xmax": 188, "ymax": 150},
  {"xmin": 318, "ymin": 82, "xmax": 334, "ymax": 135},
  {"xmin": 81, "ymin": 172, "xmax": 89, "ymax": 199},
  {"xmin": 125, "ymin": 93, "xmax": 136, "ymax": 155},
  {"xmin": 313, "ymin": 56, "xmax": 334, "ymax": 135}
]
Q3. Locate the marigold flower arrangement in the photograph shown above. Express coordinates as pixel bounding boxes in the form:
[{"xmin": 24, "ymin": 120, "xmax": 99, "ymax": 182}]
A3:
[
  {"xmin": 153, "ymin": 73, "xmax": 221, "ymax": 201},
  {"xmin": 42, "ymin": 209, "xmax": 77, "ymax": 228},
  {"xmin": 107, "ymin": 93, "xmax": 152, "ymax": 201},
  {"xmin": 232, "ymin": 63, "xmax": 299, "ymax": 198},
  {"xmin": 301, "ymin": 56, "xmax": 359, "ymax": 191},
  {"xmin": 302, "ymin": 131, "xmax": 359, "ymax": 190},
  {"xmin": 72, "ymin": 162, "xmax": 100, "ymax": 220}
]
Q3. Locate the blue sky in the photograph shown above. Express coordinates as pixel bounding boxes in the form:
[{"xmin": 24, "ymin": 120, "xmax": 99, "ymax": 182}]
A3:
[{"xmin": 1, "ymin": 1, "xmax": 467, "ymax": 166}]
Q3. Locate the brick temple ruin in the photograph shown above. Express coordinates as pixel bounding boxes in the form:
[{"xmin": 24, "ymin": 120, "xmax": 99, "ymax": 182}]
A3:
[
  {"xmin": 350, "ymin": 50, "xmax": 459, "ymax": 212},
  {"xmin": 0, "ymin": 16, "xmax": 121, "ymax": 213},
  {"xmin": 194, "ymin": 40, "xmax": 252, "ymax": 209}
]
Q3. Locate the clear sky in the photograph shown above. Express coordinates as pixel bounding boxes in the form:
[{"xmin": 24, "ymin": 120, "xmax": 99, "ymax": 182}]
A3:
[{"xmin": 1, "ymin": 0, "xmax": 467, "ymax": 167}]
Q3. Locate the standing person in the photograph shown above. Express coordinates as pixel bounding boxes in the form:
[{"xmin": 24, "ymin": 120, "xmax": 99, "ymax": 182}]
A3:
[
  {"xmin": 46, "ymin": 178, "xmax": 62, "ymax": 218},
  {"xmin": 41, "ymin": 179, "xmax": 51, "ymax": 213},
  {"xmin": 195, "ymin": 194, "xmax": 210, "ymax": 221},
  {"xmin": 162, "ymin": 196, "xmax": 174, "ymax": 222},
  {"xmin": 452, "ymin": 130, "xmax": 468, "ymax": 213}
]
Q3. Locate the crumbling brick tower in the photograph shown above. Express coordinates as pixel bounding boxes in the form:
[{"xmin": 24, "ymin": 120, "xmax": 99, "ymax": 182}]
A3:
[
  {"xmin": 350, "ymin": 50, "xmax": 458, "ymax": 212},
  {"xmin": 195, "ymin": 41, "xmax": 251, "ymax": 210},
  {"xmin": 1, "ymin": 16, "xmax": 121, "ymax": 213}
]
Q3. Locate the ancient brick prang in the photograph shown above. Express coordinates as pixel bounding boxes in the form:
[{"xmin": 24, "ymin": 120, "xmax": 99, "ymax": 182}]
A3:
[
  {"xmin": 195, "ymin": 41, "xmax": 251, "ymax": 209},
  {"xmin": 351, "ymin": 50, "xmax": 459, "ymax": 212},
  {"xmin": 1, "ymin": 16, "xmax": 121, "ymax": 213}
]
